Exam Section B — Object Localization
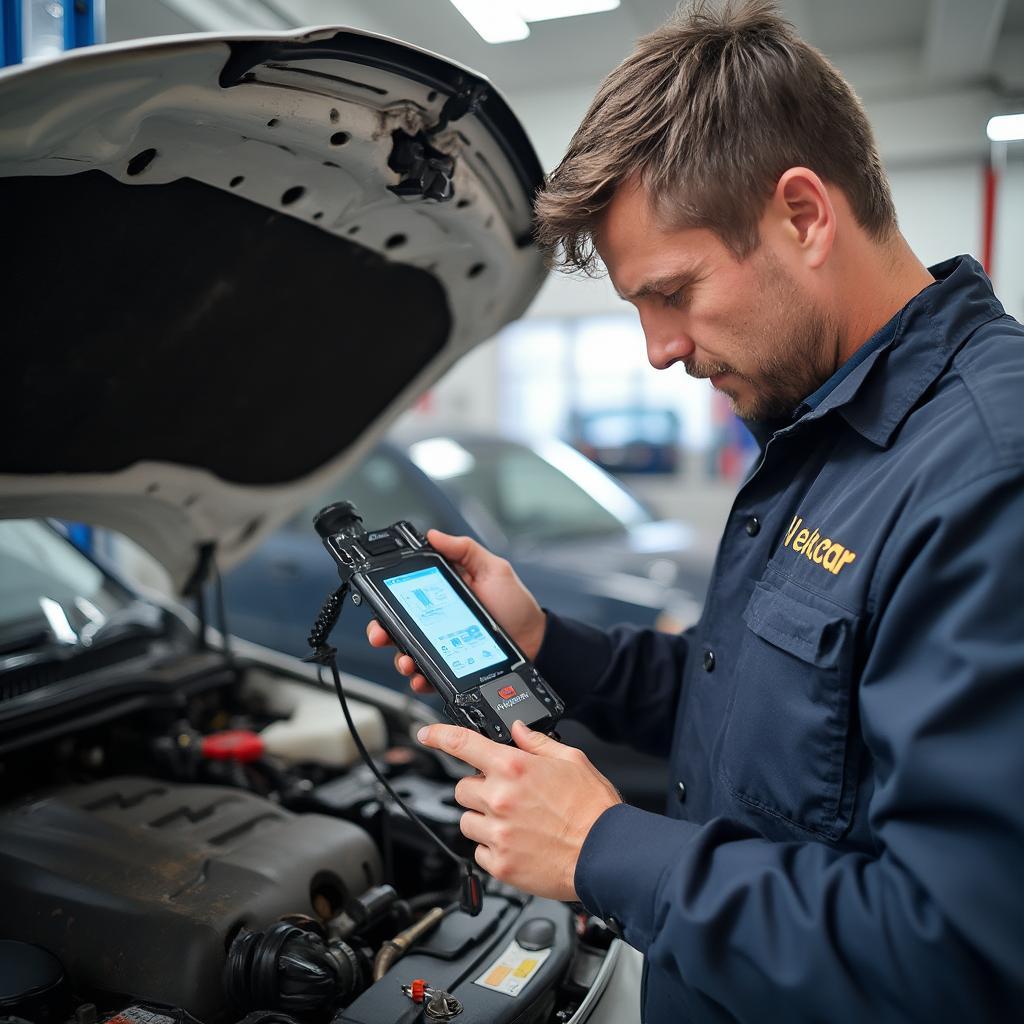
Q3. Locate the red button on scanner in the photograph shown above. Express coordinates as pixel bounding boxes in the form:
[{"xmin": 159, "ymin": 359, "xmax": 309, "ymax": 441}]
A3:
[{"xmin": 498, "ymin": 685, "xmax": 517, "ymax": 700}]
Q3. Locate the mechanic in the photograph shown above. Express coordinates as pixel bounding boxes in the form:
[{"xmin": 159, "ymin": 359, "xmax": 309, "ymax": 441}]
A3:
[{"xmin": 368, "ymin": 1, "xmax": 1024, "ymax": 1020}]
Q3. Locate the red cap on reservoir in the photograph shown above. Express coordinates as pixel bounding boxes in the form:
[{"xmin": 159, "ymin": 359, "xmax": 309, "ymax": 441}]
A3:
[{"xmin": 201, "ymin": 730, "xmax": 265, "ymax": 763}]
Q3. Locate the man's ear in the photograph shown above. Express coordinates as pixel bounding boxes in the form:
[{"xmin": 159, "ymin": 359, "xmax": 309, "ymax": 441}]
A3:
[{"xmin": 769, "ymin": 167, "xmax": 835, "ymax": 269}]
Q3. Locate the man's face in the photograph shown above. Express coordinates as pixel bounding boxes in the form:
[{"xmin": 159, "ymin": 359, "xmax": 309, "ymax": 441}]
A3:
[{"xmin": 596, "ymin": 181, "xmax": 839, "ymax": 421}]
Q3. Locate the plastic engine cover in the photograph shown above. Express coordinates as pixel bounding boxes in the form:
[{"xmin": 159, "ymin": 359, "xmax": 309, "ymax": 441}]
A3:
[
  {"xmin": 0, "ymin": 776, "xmax": 380, "ymax": 1020},
  {"xmin": 339, "ymin": 893, "xmax": 575, "ymax": 1024}
]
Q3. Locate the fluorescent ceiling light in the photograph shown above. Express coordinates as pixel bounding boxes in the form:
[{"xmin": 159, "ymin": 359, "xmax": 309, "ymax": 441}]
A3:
[
  {"xmin": 449, "ymin": 0, "xmax": 529, "ymax": 43},
  {"xmin": 987, "ymin": 113, "xmax": 1024, "ymax": 142},
  {"xmin": 517, "ymin": 0, "xmax": 620, "ymax": 22},
  {"xmin": 159, "ymin": 0, "xmax": 290, "ymax": 32},
  {"xmin": 409, "ymin": 438, "xmax": 476, "ymax": 480},
  {"xmin": 450, "ymin": 0, "xmax": 620, "ymax": 43}
]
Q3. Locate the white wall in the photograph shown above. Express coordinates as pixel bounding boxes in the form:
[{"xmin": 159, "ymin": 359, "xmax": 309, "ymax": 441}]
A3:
[{"xmin": 994, "ymin": 160, "xmax": 1024, "ymax": 320}]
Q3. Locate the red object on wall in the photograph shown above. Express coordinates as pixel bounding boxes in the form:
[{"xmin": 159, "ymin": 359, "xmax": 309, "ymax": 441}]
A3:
[{"xmin": 982, "ymin": 162, "xmax": 998, "ymax": 275}]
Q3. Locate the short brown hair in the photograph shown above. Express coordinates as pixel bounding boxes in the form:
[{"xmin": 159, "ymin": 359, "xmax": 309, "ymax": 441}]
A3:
[{"xmin": 535, "ymin": 0, "xmax": 897, "ymax": 272}]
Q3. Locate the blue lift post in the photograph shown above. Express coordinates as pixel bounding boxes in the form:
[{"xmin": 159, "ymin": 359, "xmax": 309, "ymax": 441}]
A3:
[
  {"xmin": 1, "ymin": 0, "xmax": 104, "ymax": 67},
  {"xmin": 0, "ymin": 1, "xmax": 22, "ymax": 67}
]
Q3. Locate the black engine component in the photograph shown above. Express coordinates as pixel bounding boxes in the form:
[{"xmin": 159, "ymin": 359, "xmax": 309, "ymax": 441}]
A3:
[
  {"xmin": 99, "ymin": 1004, "xmax": 203, "ymax": 1024},
  {"xmin": 225, "ymin": 922, "xmax": 371, "ymax": 1015},
  {"xmin": 0, "ymin": 777, "xmax": 380, "ymax": 1021},
  {"xmin": 388, "ymin": 129, "xmax": 456, "ymax": 201},
  {"xmin": 0, "ymin": 940, "xmax": 70, "ymax": 1023},
  {"xmin": 338, "ymin": 894, "xmax": 575, "ymax": 1024},
  {"xmin": 328, "ymin": 884, "xmax": 399, "ymax": 941},
  {"xmin": 234, "ymin": 1014, "xmax": 303, "ymax": 1024}
]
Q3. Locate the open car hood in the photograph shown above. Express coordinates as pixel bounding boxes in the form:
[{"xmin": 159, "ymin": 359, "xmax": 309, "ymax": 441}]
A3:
[{"xmin": 0, "ymin": 27, "xmax": 545, "ymax": 593}]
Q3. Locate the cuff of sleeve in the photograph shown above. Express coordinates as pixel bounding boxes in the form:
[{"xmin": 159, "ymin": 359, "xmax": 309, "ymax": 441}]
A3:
[
  {"xmin": 533, "ymin": 610, "xmax": 613, "ymax": 706},
  {"xmin": 574, "ymin": 803, "xmax": 699, "ymax": 952}
]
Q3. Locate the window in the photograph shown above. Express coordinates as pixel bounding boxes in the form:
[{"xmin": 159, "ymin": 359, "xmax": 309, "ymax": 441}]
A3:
[
  {"xmin": 292, "ymin": 450, "xmax": 439, "ymax": 534},
  {"xmin": 499, "ymin": 314, "xmax": 712, "ymax": 449},
  {"xmin": 413, "ymin": 437, "xmax": 651, "ymax": 544},
  {"xmin": 0, "ymin": 520, "xmax": 131, "ymax": 653}
]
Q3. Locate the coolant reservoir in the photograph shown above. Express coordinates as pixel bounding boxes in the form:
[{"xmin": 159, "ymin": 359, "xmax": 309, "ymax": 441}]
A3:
[{"xmin": 244, "ymin": 670, "xmax": 387, "ymax": 768}]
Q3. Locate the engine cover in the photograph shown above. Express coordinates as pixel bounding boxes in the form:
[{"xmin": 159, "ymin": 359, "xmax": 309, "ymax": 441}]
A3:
[{"xmin": 0, "ymin": 776, "xmax": 380, "ymax": 1019}]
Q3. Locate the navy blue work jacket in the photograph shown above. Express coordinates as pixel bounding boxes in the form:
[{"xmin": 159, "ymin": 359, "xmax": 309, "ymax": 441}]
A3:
[{"xmin": 535, "ymin": 256, "xmax": 1024, "ymax": 1022}]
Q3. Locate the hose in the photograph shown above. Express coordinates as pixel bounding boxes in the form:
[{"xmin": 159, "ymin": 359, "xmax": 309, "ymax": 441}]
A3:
[{"xmin": 372, "ymin": 904, "xmax": 453, "ymax": 982}]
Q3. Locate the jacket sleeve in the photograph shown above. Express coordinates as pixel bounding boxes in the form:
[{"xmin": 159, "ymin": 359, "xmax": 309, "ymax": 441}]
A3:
[
  {"xmin": 533, "ymin": 611, "xmax": 692, "ymax": 757},
  {"xmin": 573, "ymin": 469, "xmax": 1024, "ymax": 1021}
]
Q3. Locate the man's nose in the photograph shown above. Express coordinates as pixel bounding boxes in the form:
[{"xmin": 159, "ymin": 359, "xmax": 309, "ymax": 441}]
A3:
[{"xmin": 642, "ymin": 314, "xmax": 695, "ymax": 370}]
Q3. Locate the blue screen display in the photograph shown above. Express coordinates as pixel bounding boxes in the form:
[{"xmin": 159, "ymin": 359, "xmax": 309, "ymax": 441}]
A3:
[{"xmin": 383, "ymin": 566, "xmax": 508, "ymax": 680}]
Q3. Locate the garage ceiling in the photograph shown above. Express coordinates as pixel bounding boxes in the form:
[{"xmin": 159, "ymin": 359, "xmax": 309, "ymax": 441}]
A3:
[{"xmin": 107, "ymin": 0, "xmax": 1024, "ymax": 99}]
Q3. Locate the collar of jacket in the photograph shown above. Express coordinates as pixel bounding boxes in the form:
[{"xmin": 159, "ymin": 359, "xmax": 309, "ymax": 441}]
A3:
[{"xmin": 751, "ymin": 254, "xmax": 1006, "ymax": 450}]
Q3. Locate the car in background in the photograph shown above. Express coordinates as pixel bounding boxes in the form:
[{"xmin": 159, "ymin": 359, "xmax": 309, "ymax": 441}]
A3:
[
  {"xmin": 223, "ymin": 433, "xmax": 713, "ymax": 809},
  {"xmin": 572, "ymin": 406, "xmax": 681, "ymax": 474},
  {"xmin": 223, "ymin": 433, "xmax": 710, "ymax": 675}
]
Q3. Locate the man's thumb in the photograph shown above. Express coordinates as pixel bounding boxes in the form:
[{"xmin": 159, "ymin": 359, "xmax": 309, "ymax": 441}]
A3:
[
  {"xmin": 511, "ymin": 719, "xmax": 559, "ymax": 756},
  {"xmin": 427, "ymin": 529, "xmax": 485, "ymax": 574}
]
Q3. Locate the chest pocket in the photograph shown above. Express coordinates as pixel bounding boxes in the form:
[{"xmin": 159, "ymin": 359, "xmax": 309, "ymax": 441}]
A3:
[{"xmin": 719, "ymin": 574, "xmax": 860, "ymax": 841}]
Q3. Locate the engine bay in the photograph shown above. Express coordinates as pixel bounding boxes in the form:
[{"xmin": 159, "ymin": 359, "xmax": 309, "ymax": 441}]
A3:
[{"xmin": 0, "ymin": 652, "xmax": 614, "ymax": 1024}]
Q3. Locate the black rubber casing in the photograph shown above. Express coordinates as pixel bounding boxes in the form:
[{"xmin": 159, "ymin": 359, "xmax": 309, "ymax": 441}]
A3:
[{"xmin": 315, "ymin": 507, "xmax": 563, "ymax": 743}]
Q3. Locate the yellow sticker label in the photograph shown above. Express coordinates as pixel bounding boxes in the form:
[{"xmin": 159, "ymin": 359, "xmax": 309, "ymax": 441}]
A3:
[
  {"xmin": 485, "ymin": 966, "xmax": 511, "ymax": 986},
  {"xmin": 474, "ymin": 939, "xmax": 552, "ymax": 997}
]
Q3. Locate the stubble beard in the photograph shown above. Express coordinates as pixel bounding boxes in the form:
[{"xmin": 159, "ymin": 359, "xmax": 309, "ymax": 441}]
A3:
[{"xmin": 685, "ymin": 259, "xmax": 839, "ymax": 422}]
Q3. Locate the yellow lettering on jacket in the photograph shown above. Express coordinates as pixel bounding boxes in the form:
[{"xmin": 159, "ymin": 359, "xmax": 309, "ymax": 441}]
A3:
[{"xmin": 783, "ymin": 515, "xmax": 857, "ymax": 575}]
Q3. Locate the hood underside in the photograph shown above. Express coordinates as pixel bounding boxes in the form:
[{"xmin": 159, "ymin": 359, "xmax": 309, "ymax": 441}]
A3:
[{"xmin": 0, "ymin": 27, "xmax": 545, "ymax": 592}]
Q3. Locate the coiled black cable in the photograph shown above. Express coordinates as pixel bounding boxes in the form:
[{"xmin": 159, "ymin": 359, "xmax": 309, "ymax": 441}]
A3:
[{"xmin": 305, "ymin": 588, "xmax": 482, "ymax": 917}]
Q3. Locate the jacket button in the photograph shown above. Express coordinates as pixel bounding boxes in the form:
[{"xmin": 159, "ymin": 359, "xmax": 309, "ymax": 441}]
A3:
[
  {"xmin": 605, "ymin": 915, "xmax": 624, "ymax": 939},
  {"xmin": 703, "ymin": 649, "xmax": 716, "ymax": 672},
  {"xmin": 745, "ymin": 516, "xmax": 761, "ymax": 537},
  {"xmin": 676, "ymin": 780, "xmax": 687, "ymax": 802}
]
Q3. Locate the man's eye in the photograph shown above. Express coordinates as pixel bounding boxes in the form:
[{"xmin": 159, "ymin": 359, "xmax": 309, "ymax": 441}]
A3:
[{"xmin": 663, "ymin": 289, "xmax": 685, "ymax": 308}]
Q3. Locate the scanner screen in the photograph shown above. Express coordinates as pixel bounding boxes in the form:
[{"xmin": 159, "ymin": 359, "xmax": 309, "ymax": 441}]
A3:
[{"xmin": 383, "ymin": 566, "xmax": 509, "ymax": 680}]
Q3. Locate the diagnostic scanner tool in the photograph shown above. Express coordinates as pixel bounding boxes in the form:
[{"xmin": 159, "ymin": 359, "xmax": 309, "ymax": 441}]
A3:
[{"xmin": 314, "ymin": 502, "xmax": 564, "ymax": 743}]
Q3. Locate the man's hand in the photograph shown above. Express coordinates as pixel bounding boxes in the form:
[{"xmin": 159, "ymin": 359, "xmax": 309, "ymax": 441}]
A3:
[
  {"xmin": 417, "ymin": 719, "xmax": 621, "ymax": 901},
  {"xmin": 366, "ymin": 529, "xmax": 547, "ymax": 695}
]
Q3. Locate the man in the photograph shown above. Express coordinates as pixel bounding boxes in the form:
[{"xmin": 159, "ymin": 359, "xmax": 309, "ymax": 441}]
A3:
[{"xmin": 368, "ymin": 1, "xmax": 1024, "ymax": 1019}]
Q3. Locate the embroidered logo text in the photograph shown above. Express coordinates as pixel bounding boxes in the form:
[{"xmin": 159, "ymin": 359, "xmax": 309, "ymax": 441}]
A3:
[{"xmin": 783, "ymin": 515, "xmax": 857, "ymax": 574}]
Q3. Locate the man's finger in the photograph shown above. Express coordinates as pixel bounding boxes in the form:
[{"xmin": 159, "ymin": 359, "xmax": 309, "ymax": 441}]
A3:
[
  {"xmin": 426, "ymin": 530, "xmax": 490, "ymax": 577},
  {"xmin": 510, "ymin": 719, "xmax": 580, "ymax": 761},
  {"xmin": 410, "ymin": 675, "xmax": 435, "ymax": 695},
  {"xmin": 454, "ymin": 773, "xmax": 487, "ymax": 811},
  {"xmin": 417, "ymin": 723, "xmax": 506, "ymax": 772},
  {"xmin": 366, "ymin": 620, "xmax": 393, "ymax": 648},
  {"xmin": 473, "ymin": 842, "xmax": 496, "ymax": 877},
  {"xmin": 394, "ymin": 652, "xmax": 417, "ymax": 676},
  {"xmin": 460, "ymin": 809, "xmax": 491, "ymax": 845}
]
